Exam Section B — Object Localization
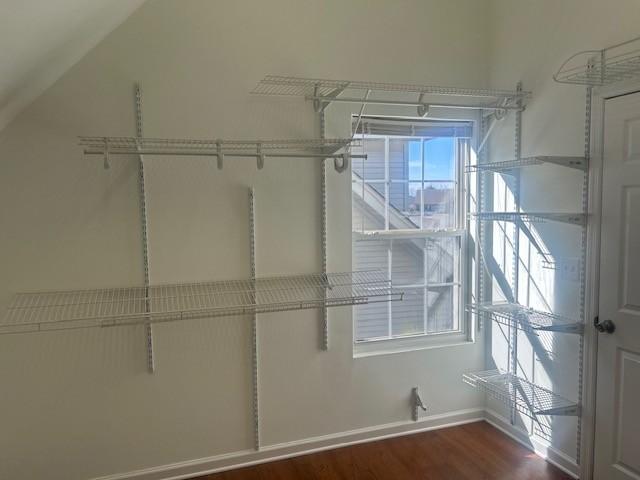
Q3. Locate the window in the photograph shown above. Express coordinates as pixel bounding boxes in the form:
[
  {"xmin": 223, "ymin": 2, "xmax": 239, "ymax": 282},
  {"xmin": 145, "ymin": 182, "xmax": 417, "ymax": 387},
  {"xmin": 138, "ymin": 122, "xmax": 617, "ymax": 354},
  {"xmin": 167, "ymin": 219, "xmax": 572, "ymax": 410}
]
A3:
[{"xmin": 351, "ymin": 117, "xmax": 472, "ymax": 353}]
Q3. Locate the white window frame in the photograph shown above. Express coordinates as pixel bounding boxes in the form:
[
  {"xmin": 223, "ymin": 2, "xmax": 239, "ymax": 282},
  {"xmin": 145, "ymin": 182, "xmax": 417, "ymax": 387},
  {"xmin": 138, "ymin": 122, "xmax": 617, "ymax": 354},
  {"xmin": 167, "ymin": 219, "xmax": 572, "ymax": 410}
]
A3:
[{"xmin": 352, "ymin": 113, "xmax": 478, "ymax": 357}]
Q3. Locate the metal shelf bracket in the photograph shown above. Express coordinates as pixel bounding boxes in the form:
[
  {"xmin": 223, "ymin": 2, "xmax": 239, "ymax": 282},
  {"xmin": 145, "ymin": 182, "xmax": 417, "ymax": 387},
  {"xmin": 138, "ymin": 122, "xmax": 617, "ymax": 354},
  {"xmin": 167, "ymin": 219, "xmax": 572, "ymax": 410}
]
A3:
[{"xmin": 312, "ymin": 84, "xmax": 346, "ymax": 113}]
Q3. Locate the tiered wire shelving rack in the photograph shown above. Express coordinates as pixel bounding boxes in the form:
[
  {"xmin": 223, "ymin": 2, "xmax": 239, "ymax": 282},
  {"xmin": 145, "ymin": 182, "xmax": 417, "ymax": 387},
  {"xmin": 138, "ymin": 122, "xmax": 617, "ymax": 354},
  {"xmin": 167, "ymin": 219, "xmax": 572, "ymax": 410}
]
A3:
[
  {"xmin": 462, "ymin": 78, "xmax": 587, "ymax": 460},
  {"xmin": 466, "ymin": 35, "xmax": 640, "ymax": 464},
  {"xmin": 2, "ymin": 83, "xmax": 409, "ymax": 451}
]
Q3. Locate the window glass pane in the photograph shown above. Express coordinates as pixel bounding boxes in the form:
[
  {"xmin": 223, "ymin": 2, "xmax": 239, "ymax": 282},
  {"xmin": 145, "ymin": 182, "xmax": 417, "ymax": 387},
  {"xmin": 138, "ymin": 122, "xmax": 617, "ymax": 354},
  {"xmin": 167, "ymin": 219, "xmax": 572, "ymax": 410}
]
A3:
[
  {"xmin": 392, "ymin": 287, "xmax": 424, "ymax": 337},
  {"xmin": 353, "ymin": 239, "xmax": 388, "ymax": 272},
  {"xmin": 352, "ymin": 180, "xmax": 386, "ymax": 232},
  {"xmin": 391, "ymin": 238, "xmax": 425, "ymax": 286},
  {"xmin": 408, "ymin": 141, "xmax": 422, "ymax": 181},
  {"xmin": 389, "ymin": 138, "xmax": 407, "ymax": 181},
  {"xmin": 426, "ymin": 237, "xmax": 459, "ymax": 284},
  {"xmin": 389, "ymin": 181, "xmax": 421, "ymax": 229},
  {"xmin": 353, "ymin": 138, "xmax": 385, "ymax": 181},
  {"xmin": 355, "ymin": 301, "xmax": 389, "ymax": 341},
  {"xmin": 422, "ymin": 182, "xmax": 455, "ymax": 229},
  {"xmin": 424, "ymin": 137, "xmax": 455, "ymax": 181},
  {"xmin": 427, "ymin": 285, "xmax": 459, "ymax": 333},
  {"xmin": 388, "ymin": 139, "xmax": 417, "ymax": 229}
]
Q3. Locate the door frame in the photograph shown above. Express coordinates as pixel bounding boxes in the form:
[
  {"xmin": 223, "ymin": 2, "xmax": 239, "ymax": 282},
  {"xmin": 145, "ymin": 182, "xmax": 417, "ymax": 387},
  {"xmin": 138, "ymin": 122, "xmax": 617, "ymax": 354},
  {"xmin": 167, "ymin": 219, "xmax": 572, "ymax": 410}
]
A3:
[{"xmin": 581, "ymin": 78, "xmax": 640, "ymax": 480}]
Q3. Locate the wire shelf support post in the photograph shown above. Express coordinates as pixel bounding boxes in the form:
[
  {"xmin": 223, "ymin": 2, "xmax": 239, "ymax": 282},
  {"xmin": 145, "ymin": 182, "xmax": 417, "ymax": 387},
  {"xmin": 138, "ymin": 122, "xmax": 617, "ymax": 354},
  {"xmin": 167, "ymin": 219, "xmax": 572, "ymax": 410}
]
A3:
[
  {"xmin": 134, "ymin": 83, "xmax": 155, "ymax": 374},
  {"xmin": 320, "ymin": 111, "xmax": 329, "ymax": 351},
  {"xmin": 249, "ymin": 187, "xmax": 260, "ymax": 450},
  {"xmin": 508, "ymin": 82, "xmax": 523, "ymax": 425},
  {"xmin": 575, "ymin": 84, "xmax": 592, "ymax": 465}
]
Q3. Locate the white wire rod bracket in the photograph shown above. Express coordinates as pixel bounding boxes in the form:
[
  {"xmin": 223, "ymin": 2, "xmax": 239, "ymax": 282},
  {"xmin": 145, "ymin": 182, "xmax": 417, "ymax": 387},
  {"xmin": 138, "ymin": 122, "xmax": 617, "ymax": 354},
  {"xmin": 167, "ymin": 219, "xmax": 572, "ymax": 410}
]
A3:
[
  {"xmin": 554, "ymin": 34, "xmax": 640, "ymax": 86},
  {"xmin": 251, "ymin": 75, "xmax": 530, "ymax": 117},
  {"xmin": 80, "ymin": 137, "xmax": 364, "ymax": 173},
  {"xmin": 463, "ymin": 370, "xmax": 581, "ymax": 417},
  {"xmin": 467, "ymin": 156, "xmax": 587, "ymax": 174},
  {"xmin": 134, "ymin": 82, "xmax": 155, "ymax": 374}
]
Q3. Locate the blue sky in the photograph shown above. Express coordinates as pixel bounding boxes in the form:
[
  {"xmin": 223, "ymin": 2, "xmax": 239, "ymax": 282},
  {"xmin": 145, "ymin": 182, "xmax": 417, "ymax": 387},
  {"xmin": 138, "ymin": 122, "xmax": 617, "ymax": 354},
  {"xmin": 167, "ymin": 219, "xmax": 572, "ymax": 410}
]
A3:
[{"xmin": 408, "ymin": 137, "xmax": 454, "ymax": 182}]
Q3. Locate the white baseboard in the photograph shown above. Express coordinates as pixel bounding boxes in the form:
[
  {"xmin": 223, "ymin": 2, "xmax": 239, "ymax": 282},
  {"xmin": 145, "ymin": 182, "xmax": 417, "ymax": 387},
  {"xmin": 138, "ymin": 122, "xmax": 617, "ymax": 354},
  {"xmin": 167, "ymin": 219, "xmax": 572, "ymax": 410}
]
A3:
[
  {"xmin": 92, "ymin": 408, "xmax": 484, "ymax": 480},
  {"xmin": 484, "ymin": 409, "xmax": 579, "ymax": 479}
]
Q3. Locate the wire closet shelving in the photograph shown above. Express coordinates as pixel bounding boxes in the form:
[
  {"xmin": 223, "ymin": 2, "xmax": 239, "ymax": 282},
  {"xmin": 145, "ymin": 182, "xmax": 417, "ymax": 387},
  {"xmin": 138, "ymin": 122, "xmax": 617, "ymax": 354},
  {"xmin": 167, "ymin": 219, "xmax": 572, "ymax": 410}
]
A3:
[
  {"xmin": 251, "ymin": 75, "xmax": 531, "ymax": 114},
  {"xmin": 80, "ymin": 136, "xmax": 365, "ymax": 171},
  {"xmin": 467, "ymin": 302, "xmax": 583, "ymax": 334},
  {"xmin": 463, "ymin": 370, "xmax": 580, "ymax": 417},
  {"xmin": 462, "ymin": 77, "xmax": 589, "ymax": 461},
  {"xmin": 2, "ymin": 270, "xmax": 402, "ymax": 335},
  {"xmin": 554, "ymin": 35, "xmax": 640, "ymax": 86},
  {"xmin": 471, "ymin": 212, "xmax": 586, "ymax": 226},
  {"xmin": 466, "ymin": 156, "xmax": 586, "ymax": 173}
]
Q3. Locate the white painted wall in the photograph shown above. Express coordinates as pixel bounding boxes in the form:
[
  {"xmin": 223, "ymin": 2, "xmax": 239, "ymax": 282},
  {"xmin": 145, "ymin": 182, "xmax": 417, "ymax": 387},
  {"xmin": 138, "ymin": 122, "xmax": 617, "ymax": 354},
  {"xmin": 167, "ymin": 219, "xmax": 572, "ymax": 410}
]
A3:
[
  {"xmin": 0, "ymin": 0, "xmax": 147, "ymax": 131},
  {"xmin": 0, "ymin": 1, "xmax": 489, "ymax": 478},
  {"xmin": 486, "ymin": 0, "xmax": 640, "ymax": 469}
]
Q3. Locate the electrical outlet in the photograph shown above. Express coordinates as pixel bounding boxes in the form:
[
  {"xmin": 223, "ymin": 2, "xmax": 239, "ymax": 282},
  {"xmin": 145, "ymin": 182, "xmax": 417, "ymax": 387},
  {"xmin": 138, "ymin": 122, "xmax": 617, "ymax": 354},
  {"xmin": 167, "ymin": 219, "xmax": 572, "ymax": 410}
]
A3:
[{"xmin": 559, "ymin": 257, "xmax": 581, "ymax": 282}]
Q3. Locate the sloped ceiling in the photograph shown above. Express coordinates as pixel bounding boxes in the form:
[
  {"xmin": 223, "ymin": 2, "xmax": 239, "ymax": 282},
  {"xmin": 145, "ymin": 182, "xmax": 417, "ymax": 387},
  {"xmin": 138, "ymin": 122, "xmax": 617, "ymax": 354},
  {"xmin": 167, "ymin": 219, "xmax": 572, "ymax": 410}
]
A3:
[{"xmin": 0, "ymin": 0, "xmax": 146, "ymax": 132}]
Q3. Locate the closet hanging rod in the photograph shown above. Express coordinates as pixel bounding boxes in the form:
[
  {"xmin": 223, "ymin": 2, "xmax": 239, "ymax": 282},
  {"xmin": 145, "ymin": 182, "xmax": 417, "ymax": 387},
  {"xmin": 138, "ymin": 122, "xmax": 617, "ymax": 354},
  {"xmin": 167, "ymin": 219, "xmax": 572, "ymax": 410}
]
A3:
[
  {"xmin": 79, "ymin": 136, "xmax": 364, "ymax": 171},
  {"xmin": 82, "ymin": 148, "xmax": 367, "ymax": 160},
  {"xmin": 252, "ymin": 75, "xmax": 530, "ymax": 100},
  {"xmin": 252, "ymin": 75, "xmax": 530, "ymax": 115},
  {"xmin": 304, "ymin": 95, "xmax": 522, "ymax": 111}
]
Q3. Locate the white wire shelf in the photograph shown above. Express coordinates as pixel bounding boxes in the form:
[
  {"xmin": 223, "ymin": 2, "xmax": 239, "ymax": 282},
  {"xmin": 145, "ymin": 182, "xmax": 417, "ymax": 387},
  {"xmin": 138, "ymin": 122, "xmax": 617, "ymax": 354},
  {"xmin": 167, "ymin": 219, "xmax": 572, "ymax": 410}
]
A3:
[
  {"xmin": 471, "ymin": 212, "xmax": 586, "ymax": 226},
  {"xmin": 467, "ymin": 156, "xmax": 586, "ymax": 173},
  {"xmin": 554, "ymin": 35, "xmax": 640, "ymax": 86},
  {"xmin": 251, "ymin": 75, "xmax": 530, "ymax": 112},
  {"xmin": 80, "ymin": 136, "xmax": 362, "ymax": 157},
  {"xmin": 80, "ymin": 136, "xmax": 365, "ymax": 172},
  {"xmin": 468, "ymin": 302, "xmax": 583, "ymax": 334},
  {"xmin": 463, "ymin": 370, "xmax": 580, "ymax": 417},
  {"xmin": 2, "ymin": 270, "xmax": 403, "ymax": 335}
]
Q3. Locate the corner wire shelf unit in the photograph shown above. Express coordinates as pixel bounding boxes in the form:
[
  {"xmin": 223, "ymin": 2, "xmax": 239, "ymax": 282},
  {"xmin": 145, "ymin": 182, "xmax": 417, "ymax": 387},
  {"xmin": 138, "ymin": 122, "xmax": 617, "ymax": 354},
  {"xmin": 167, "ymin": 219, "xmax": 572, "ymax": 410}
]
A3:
[
  {"xmin": 554, "ymin": 35, "xmax": 640, "ymax": 86},
  {"xmin": 471, "ymin": 212, "xmax": 586, "ymax": 226},
  {"xmin": 2, "ymin": 270, "xmax": 403, "ymax": 335},
  {"xmin": 79, "ymin": 136, "xmax": 365, "ymax": 171},
  {"xmin": 463, "ymin": 370, "xmax": 580, "ymax": 417},
  {"xmin": 468, "ymin": 302, "xmax": 583, "ymax": 334},
  {"xmin": 251, "ymin": 75, "xmax": 531, "ymax": 113},
  {"xmin": 467, "ymin": 156, "xmax": 586, "ymax": 173}
]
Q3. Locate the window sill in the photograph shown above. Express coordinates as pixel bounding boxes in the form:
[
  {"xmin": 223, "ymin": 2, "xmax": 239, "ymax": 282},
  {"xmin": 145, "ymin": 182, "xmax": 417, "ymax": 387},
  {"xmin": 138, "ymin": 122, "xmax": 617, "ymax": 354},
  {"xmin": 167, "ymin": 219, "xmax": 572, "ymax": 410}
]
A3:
[{"xmin": 353, "ymin": 332, "xmax": 473, "ymax": 358}]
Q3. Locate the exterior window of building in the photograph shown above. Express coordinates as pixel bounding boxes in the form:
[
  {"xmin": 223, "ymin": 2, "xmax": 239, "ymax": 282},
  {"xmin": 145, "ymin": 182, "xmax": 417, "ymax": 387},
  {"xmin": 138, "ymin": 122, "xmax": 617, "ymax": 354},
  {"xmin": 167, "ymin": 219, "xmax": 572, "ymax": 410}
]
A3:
[{"xmin": 351, "ymin": 117, "xmax": 471, "ymax": 349}]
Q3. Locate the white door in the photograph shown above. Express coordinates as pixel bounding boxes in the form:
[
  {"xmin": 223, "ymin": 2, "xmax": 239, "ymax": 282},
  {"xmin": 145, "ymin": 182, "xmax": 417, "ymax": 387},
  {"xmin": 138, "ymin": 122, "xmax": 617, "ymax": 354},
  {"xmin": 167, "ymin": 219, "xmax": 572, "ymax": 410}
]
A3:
[{"xmin": 594, "ymin": 91, "xmax": 640, "ymax": 480}]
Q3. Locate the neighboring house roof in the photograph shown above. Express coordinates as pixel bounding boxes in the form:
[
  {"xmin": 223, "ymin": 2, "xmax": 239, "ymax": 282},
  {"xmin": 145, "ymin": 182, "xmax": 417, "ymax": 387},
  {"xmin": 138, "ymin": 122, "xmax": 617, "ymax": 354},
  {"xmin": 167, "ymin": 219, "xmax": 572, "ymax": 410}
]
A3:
[
  {"xmin": 0, "ymin": 0, "xmax": 145, "ymax": 132},
  {"xmin": 417, "ymin": 187, "xmax": 450, "ymax": 205}
]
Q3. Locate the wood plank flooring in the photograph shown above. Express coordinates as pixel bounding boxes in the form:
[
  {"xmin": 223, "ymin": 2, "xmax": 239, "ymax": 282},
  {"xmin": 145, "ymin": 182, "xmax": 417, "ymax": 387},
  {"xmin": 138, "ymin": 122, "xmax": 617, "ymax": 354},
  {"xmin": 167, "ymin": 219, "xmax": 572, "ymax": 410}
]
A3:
[{"xmin": 197, "ymin": 421, "xmax": 572, "ymax": 480}]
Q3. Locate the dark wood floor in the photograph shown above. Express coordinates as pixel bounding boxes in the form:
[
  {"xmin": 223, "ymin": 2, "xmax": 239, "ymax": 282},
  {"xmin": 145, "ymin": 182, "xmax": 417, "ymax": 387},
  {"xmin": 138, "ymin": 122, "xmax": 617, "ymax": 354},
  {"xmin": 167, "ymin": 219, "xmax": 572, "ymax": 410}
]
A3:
[{"xmin": 198, "ymin": 421, "xmax": 571, "ymax": 480}]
